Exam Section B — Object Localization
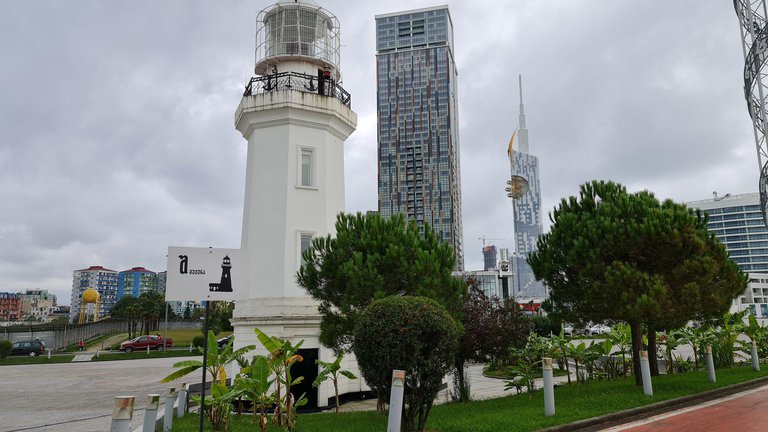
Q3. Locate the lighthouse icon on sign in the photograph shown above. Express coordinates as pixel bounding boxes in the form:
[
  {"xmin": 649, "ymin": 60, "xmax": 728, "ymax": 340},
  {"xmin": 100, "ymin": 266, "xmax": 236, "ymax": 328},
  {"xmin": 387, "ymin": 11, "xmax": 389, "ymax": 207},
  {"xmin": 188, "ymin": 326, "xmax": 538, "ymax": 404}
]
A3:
[{"xmin": 209, "ymin": 255, "xmax": 233, "ymax": 292}]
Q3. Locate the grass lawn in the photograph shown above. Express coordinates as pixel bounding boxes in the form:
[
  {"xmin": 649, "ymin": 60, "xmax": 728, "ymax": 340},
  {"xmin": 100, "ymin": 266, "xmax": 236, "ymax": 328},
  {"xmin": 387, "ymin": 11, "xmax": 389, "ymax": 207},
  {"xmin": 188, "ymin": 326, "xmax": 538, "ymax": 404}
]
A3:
[
  {"xmin": 103, "ymin": 328, "xmax": 231, "ymax": 350},
  {"xmin": 171, "ymin": 366, "xmax": 768, "ymax": 431},
  {"xmin": 92, "ymin": 350, "xmax": 201, "ymax": 361},
  {"xmin": 160, "ymin": 328, "xmax": 232, "ymax": 347},
  {"xmin": 0, "ymin": 355, "xmax": 75, "ymax": 365}
]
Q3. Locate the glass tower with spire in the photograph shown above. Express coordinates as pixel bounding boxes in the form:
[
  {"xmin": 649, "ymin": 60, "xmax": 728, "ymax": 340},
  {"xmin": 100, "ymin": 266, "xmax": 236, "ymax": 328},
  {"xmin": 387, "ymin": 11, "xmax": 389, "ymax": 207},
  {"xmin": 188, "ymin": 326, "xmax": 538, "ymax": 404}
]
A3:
[{"xmin": 509, "ymin": 76, "xmax": 545, "ymax": 299}]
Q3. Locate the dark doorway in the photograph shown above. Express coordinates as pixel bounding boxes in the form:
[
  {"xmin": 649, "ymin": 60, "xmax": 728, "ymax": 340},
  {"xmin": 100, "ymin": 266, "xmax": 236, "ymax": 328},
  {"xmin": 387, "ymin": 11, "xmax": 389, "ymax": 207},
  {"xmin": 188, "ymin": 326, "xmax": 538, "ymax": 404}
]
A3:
[{"xmin": 291, "ymin": 348, "xmax": 319, "ymax": 409}]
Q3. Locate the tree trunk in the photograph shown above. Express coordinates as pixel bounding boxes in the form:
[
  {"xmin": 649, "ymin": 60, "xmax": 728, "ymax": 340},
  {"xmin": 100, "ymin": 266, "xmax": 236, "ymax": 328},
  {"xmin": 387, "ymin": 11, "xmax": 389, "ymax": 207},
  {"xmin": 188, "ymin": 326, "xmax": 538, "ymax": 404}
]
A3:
[
  {"xmin": 334, "ymin": 379, "xmax": 340, "ymax": 414},
  {"xmin": 647, "ymin": 325, "xmax": 659, "ymax": 376},
  {"xmin": 561, "ymin": 348, "xmax": 571, "ymax": 384},
  {"xmin": 692, "ymin": 345, "xmax": 699, "ymax": 369},
  {"xmin": 630, "ymin": 321, "xmax": 643, "ymax": 386},
  {"xmin": 453, "ymin": 357, "xmax": 469, "ymax": 401},
  {"xmin": 621, "ymin": 352, "xmax": 627, "ymax": 377},
  {"xmin": 574, "ymin": 360, "xmax": 580, "ymax": 383}
]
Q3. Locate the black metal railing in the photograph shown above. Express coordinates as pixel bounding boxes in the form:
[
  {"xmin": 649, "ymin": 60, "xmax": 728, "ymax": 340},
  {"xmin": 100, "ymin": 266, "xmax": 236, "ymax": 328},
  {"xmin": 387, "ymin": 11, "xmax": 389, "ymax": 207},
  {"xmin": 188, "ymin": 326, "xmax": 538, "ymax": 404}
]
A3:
[{"xmin": 243, "ymin": 71, "xmax": 351, "ymax": 108}]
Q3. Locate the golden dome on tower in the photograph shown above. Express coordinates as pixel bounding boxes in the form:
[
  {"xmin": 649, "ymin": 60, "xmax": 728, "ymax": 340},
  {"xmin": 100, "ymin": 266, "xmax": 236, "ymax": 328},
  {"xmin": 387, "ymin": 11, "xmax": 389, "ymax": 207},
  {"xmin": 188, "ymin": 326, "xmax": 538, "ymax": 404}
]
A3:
[{"xmin": 82, "ymin": 288, "xmax": 99, "ymax": 303}]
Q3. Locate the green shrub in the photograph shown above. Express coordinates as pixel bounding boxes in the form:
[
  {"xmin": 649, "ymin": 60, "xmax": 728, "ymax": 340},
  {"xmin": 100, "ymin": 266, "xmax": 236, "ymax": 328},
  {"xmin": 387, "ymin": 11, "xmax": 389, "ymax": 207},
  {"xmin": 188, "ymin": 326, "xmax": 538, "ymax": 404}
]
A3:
[
  {"xmin": 529, "ymin": 315, "xmax": 561, "ymax": 337},
  {"xmin": 192, "ymin": 335, "xmax": 205, "ymax": 349},
  {"xmin": 0, "ymin": 340, "xmax": 11, "ymax": 358},
  {"xmin": 353, "ymin": 296, "xmax": 459, "ymax": 432}
]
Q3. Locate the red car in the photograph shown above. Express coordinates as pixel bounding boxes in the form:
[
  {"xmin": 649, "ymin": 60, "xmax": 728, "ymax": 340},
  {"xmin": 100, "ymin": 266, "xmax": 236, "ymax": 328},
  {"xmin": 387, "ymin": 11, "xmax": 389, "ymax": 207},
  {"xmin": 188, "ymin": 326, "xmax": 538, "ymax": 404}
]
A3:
[{"xmin": 119, "ymin": 335, "xmax": 173, "ymax": 353}]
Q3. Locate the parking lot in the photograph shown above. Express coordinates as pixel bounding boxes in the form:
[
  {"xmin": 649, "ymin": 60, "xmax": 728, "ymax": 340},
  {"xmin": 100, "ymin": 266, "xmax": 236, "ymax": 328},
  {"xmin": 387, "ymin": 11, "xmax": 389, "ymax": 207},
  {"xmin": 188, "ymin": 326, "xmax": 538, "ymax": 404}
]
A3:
[{"xmin": 0, "ymin": 356, "xmax": 193, "ymax": 432}]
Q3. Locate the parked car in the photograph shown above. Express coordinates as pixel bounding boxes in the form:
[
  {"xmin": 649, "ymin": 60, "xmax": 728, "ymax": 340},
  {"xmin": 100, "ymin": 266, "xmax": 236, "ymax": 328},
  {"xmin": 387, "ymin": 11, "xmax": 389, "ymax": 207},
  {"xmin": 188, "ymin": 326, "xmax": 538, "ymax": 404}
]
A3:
[
  {"xmin": 217, "ymin": 335, "xmax": 233, "ymax": 349},
  {"xmin": 563, "ymin": 324, "xmax": 575, "ymax": 336},
  {"xmin": 11, "ymin": 339, "xmax": 46, "ymax": 357},
  {"xmin": 588, "ymin": 324, "xmax": 611, "ymax": 336},
  {"xmin": 119, "ymin": 335, "xmax": 173, "ymax": 353}
]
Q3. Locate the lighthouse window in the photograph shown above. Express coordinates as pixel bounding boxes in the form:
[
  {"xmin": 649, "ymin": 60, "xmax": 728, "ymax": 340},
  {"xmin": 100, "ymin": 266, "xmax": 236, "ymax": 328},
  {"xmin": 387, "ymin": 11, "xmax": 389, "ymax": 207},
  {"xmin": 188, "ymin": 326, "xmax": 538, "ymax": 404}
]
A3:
[
  {"xmin": 301, "ymin": 151, "xmax": 312, "ymax": 186},
  {"xmin": 299, "ymin": 147, "xmax": 316, "ymax": 188},
  {"xmin": 299, "ymin": 232, "xmax": 314, "ymax": 267}
]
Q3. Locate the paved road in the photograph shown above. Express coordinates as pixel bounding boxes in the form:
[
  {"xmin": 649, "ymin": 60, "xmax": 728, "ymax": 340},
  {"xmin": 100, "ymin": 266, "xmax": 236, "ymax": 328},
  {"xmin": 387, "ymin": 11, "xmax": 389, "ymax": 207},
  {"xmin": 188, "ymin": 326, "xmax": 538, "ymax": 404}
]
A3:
[
  {"xmin": 0, "ymin": 356, "xmax": 194, "ymax": 432},
  {"xmin": 601, "ymin": 384, "xmax": 768, "ymax": 432}
]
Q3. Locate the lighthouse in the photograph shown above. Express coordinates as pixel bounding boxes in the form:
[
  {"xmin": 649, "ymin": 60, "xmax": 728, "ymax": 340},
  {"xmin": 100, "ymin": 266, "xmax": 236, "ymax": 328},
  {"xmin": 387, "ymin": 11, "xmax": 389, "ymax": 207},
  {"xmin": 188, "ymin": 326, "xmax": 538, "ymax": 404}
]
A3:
[{"xmin": 231, "ymin": 0, "xmax": 358, "ymax": 409}]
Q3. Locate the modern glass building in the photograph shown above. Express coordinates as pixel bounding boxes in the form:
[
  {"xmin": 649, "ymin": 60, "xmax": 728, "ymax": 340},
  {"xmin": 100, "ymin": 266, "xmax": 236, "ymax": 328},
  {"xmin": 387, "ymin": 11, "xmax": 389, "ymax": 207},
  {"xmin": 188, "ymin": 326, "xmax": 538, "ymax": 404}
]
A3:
[
  {"xmin": 509, "ymin": 78, "xmax": 545, "ymax": 300},
  {"xmin": 687, "ymin": 193, "xmax": 768, "ymax": 318},
  {"xmin": 483, "ymin": 245, "xmax": 498, "ymax": 271},
  {"xmin": 375, "ymin": 6, "xmax": 464, "ymax": 270},
  {"xmin": 687, "ymin": 193, "xmax": 768, "ymax": 273}
]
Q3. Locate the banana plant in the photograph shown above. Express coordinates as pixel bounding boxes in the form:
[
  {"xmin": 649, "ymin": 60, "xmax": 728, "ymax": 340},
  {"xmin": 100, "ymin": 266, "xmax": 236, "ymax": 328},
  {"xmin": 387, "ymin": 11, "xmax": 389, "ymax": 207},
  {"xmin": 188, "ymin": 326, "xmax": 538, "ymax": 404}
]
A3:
[
  {"xmin": 232, "ymin": 355, "xmax": 275, "ymax": 432},
  {"xmin": 659, "ymin": 329, "xmax": 690, "ymax": 374},
  {"xmin": 566, "ymin": 341, "xmax": 589, "ymax": 383},
  {"xmin": 736, "ymin": 313, "xmax": 766, "ymax": 358},
  {"xmin": 548, "ymin": 330, "xmax": 572, "ymax": 384},
  {"xmin": 503, "ymin": 355, "xmax": 539, "ymax": 395},
  {"xmin": 161, "ymin": 331, "xmax": 255, "ymax": 384},
  {"xmin": 190, "ymin": 379, "xmax": 236, "ymax": 432},
  {"xmin": 161, "ymin": 331, "xmax": 255, "ymax": 431},
  {"xmin": 585, "ymin": 339, "xmax": 612, "ymax": 380},
  {"xmin": 313, "ymin": 353, "xmax": 357, "ymax": 414},
  {"xmin": 605, "ymin": 323, "xmax": 631, "ymax": 377},
  {"xmin": 254, "ymin": 327, "xmax": 307, "ymax": 431}
]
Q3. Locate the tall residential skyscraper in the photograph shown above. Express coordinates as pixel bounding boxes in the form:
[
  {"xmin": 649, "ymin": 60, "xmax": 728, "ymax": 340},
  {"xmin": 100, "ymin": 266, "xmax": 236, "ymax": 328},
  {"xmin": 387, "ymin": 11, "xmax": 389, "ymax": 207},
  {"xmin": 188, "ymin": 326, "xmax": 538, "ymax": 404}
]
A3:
[
  {"xmin": 509, "ymin": 76, "xmax": 545, "ymax": 299},
  {"xmin": 375, "ymin": 6, "xmax": 464, "ymax": 270}
]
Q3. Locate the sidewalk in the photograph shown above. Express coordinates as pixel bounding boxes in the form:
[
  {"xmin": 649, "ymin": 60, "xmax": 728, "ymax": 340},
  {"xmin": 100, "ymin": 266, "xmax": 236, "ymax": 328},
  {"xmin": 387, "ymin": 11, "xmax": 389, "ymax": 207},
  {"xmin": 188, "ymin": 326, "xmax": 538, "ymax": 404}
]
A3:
[{"xmin": 598, "ymin": 384, "xmax": 768, "ymax": 431}]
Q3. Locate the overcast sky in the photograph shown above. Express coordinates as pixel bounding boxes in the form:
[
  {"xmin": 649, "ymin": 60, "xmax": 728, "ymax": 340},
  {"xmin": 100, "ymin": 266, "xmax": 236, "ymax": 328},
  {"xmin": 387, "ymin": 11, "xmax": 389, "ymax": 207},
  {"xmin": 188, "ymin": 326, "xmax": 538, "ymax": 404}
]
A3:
[{"xmin": 0, "ymin": 1, "xmax": 757, "ymax": 305}]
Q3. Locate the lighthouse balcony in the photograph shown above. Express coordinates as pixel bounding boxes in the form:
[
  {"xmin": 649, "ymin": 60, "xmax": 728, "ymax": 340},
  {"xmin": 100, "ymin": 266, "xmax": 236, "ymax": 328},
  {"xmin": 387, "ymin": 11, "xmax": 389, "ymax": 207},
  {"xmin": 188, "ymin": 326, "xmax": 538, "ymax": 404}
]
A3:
[{"xmin": 243, "ymin": 71, "xmax": 351, "ymax": 108}]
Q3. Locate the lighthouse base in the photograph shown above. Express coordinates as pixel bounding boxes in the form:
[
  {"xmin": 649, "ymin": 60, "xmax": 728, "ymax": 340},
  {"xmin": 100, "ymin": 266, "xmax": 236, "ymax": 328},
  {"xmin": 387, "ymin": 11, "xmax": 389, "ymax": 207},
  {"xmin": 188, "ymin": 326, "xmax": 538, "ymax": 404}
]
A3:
[{"xmin": 231, "ymin": 297, "xmax": 368, "ymax": 409}]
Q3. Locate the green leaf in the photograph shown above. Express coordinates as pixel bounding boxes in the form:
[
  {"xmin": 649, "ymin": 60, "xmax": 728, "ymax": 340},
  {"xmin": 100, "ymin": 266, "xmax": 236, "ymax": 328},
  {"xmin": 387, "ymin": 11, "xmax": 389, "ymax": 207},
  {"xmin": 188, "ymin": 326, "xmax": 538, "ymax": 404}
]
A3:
[
  {"xmin": 254, "ymin": 327, "xmax": 281, "ymax": 353},
  {"xmin": 171, "ymin": 360, "xmax": 203, "ymax": 369},
  {"xmin": 339, "ymin": 370, "xmax": 357, "ymax": 380},
  {"xmin": 210, "ymin": 383, "xmax": 229, "ymax": 398},
  {"xmin": 161, "ymin": 366, "xmax": 200, "ymax": 383}
]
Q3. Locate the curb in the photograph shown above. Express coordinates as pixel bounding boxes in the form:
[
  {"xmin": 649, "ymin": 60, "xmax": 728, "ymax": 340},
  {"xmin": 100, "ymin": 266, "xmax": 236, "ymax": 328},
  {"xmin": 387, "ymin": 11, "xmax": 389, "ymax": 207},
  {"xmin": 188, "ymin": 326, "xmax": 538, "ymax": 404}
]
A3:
[{"xmin": 538, "ymin": 375, "xmax": 768, "ymax": 432}]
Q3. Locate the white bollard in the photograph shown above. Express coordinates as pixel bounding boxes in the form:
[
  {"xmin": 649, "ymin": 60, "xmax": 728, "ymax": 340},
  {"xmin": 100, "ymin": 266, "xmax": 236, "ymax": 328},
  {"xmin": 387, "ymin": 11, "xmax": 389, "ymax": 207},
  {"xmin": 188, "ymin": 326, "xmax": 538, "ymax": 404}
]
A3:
[
  {"xmin": 163, "ymin": 387, "xmax": 177, "ymax": 432},
  {"xmin": 189, "ymin": 343, "xmax": 192, "ymax": 353},
  {"xmin": 177, "ymin": 383, "xmax": 188, "ymax": 417},
  {"xmin": 142, "ymin": 394, "xmax": 160, "ymax": 432},
  {"xmin": 96, "ymin": 348, "xmax": 100, "ymax": 358},
  {"xmin": 147, "ymin": 345, "xmax": 150, "ymax": 355},
  {"xmin": 640, "ymin": 351, "xmax": 653, "ymax": 396},
  {"xmin": 387, "ymin": 370, "xmax": 405, "ymax": 432},
  {"xmin": 542, "ymin": 357, "xmax": 555, "ymax": 417},
  {"xmin": 752, "ymin": 341, "xmax": 760, "ymax": 372},
  {"xmin": 705, "ymin": 345, "xmax": 716, "ymax": 382},
  {"xmin": 110, "ymin": 396, "xmax": 135, "ymax": 432},
  {"xmin": 47, "ymin": 349, "xmax": 51, "ymax": 359}
]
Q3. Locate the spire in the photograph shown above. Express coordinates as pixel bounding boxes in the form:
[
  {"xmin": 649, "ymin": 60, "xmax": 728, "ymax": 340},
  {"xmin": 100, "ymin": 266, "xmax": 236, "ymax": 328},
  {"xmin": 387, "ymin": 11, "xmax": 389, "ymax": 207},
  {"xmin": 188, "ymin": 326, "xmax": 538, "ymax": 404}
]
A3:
[{"xmin": 517, "ymin": 75, "xmax": 530, "ymax": 154}]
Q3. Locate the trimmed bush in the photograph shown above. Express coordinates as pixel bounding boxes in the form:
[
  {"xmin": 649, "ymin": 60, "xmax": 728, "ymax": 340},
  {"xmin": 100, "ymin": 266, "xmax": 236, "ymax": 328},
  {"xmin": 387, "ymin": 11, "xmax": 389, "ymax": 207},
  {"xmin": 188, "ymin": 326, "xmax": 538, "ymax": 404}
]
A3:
[
  {"xmin": 0, "ymin": 340, "xmax": 11, "ymax": 358},
  {"xmin": 192, "ymin": 335, "xmax": 205, "ymax": 349},
  {"xmin": 353, "ymin": 296, "xmax": 459, "ymax": 432}
]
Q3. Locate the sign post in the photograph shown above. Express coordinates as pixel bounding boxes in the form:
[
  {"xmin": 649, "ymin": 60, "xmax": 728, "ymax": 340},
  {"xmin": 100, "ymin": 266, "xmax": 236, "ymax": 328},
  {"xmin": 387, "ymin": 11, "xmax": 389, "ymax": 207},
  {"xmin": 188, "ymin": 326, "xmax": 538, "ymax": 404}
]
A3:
[
  {"xmin": 165, "ymin": 246, "xmax": 250, "ymax": 432},
  {"xmin": 199, "ymin": 302, "xmax": 210, "ymax": 432}
]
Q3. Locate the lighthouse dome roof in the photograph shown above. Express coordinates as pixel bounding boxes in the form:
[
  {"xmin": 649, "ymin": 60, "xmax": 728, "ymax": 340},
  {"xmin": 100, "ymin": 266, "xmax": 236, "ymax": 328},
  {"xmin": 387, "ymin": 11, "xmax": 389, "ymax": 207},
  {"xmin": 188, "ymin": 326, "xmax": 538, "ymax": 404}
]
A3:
[{"xmin": 276, "ymin": 0, "xmax": 319, "ymax": 6}]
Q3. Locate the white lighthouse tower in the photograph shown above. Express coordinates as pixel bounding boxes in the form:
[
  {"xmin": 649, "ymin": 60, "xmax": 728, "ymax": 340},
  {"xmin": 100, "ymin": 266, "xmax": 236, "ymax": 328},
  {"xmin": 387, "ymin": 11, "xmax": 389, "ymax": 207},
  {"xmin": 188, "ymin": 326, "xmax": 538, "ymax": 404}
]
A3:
[{"xmin": 231, "ymin": 0, "xmax": 357, "ymax": 408}]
